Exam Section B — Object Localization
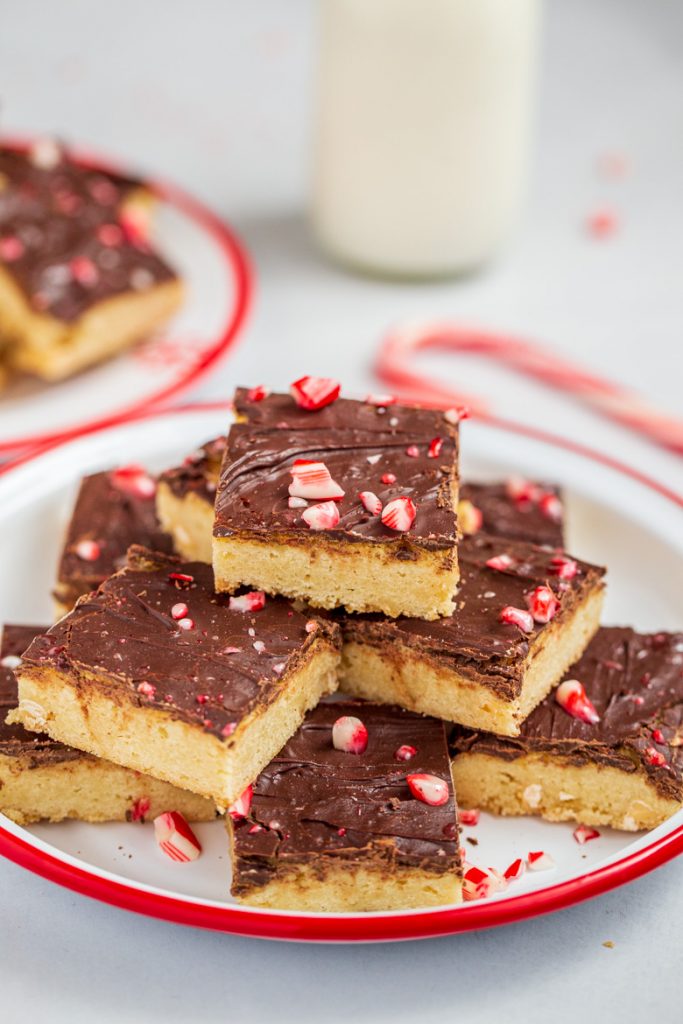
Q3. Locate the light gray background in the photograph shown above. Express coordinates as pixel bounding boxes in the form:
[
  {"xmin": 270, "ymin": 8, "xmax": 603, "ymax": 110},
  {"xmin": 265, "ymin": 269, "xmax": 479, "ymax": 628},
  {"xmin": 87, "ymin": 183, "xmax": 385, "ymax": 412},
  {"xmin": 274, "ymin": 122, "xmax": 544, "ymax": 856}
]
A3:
[{"xmin": 1, "ymin": 1, "xmax": 682, "ymax": 1021}]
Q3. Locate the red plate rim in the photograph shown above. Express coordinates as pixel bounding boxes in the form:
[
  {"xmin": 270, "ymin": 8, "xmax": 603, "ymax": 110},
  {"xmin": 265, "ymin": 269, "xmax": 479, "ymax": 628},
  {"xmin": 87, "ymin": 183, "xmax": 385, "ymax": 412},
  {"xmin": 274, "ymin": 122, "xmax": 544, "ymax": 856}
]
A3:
[
  {"xmin": 0, "ymin": 135, "xmax": 254, "ymax": 455},
  {"xmin": 0, "ymin": 403, "xmax": 681, "ymax": 942}
]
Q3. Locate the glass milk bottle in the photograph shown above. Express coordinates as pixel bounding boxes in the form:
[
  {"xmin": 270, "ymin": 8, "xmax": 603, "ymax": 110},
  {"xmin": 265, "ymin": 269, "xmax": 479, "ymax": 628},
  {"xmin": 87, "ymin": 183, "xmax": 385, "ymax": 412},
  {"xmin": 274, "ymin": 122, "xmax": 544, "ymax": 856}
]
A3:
[{"xmin": 311, "ymin": 0, "xmax": 541, "ymax": 278}]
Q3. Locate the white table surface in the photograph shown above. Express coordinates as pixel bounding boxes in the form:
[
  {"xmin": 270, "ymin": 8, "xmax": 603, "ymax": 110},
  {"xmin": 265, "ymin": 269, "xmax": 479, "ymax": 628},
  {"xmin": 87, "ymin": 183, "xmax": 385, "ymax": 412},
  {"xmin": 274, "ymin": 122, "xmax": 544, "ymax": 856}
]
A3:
[{"xmin": 1, "ymin": 1, "xmax": 682, "ymax": 1021}]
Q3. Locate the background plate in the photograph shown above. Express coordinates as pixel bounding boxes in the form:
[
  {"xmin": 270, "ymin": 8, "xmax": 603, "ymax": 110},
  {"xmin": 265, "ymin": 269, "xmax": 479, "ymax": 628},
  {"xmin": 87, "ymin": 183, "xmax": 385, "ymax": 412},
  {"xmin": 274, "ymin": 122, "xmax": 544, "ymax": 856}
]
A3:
[
  {"xmin": 0, "ymin": 404, "xmax": 681, "ymax": 942},
  {"xmin": 0, "ymin": 140, "xmax": 252, "ymax": 454}
]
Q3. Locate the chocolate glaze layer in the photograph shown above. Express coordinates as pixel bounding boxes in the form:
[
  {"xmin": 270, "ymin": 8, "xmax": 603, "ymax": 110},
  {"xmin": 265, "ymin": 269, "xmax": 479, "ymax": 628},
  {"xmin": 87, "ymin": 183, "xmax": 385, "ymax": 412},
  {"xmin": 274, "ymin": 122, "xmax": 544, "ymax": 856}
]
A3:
[
  {"xmin": 158, "ymin": 437, "xmax": 225, "ymax": 504},
  {"xmin": 453, "ymin": 627, "xmax": 683, "ymax": 800},
  {"xmin": 0, "ymin": 143, "xmax": 177, "ymax": 322},
  {"xmin": 0, "ymin": 625, "xmax": 82, "ymax": 765},
  {"xmin": 56, "ymin": 470, "xmax": 172, "ymax": 607},
  {"xmin": 344, "ymin": 533, "xmax": 605, "ymax": 701},
  {"xmin": 460, "ymin": 481, "xmax": 564, "ymax": 547},
  {"xmin": 231, "ymin": 701, "xmax": 461, "ymax": 895},
  {"xmin": 24, "ymin": 548, "xmax": 341, "ymax": 741},
  {"xmin": 214, "ymin": 389, "xmax": 458, "ymax": 550}
]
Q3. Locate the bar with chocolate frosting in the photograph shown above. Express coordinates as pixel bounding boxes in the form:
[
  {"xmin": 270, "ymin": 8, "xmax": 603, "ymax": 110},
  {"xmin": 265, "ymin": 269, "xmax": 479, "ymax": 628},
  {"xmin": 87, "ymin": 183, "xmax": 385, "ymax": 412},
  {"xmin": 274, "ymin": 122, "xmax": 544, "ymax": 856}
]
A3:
[
  {"xmin": 459, "ymin": 480, "xmax": 564, "ymax": 547},
  {"xmin": 156, "ymin": 437, "xmax": 226, "ymax": 562}
]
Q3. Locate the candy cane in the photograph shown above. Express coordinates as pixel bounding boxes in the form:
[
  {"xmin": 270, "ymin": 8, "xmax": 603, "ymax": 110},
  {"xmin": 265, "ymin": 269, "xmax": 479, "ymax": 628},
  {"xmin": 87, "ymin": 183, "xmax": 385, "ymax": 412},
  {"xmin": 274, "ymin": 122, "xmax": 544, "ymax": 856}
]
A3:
[{"xmin": 375, "ymin": 322, "xmax": 683, "ymax": 455}]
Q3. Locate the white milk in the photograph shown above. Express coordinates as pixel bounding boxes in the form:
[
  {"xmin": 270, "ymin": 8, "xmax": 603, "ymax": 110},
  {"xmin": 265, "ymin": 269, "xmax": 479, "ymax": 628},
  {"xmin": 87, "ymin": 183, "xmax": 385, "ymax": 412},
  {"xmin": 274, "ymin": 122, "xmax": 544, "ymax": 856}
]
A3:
[{"xmin": 311, "ymin": 0, "xmax": 541, "ymax": 278}]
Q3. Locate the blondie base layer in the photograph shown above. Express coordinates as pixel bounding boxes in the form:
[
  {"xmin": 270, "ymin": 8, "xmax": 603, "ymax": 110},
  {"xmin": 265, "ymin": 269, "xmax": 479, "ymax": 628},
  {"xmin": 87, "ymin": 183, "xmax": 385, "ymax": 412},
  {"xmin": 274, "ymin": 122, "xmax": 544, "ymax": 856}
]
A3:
[
  {"xmin": 0, "ymin": 142, "xmax": 182, "ymax": 382},
  {"xmin": 156, "ymin": 438, "xmax": 225, "ymax": 562},
  {"xmin": 213, "ymin": 388, "xmax": 460, "ymax": 619},
  {"xmin": 342, "ymin": 533, "xmax": 605, "ymax": 736},
  {"xmin": 55, "ymin": 467, "xmax": 172, "ymax": 615},
  {"xmin": 12, "ymin": 549, "xmax": 341, "ymax": 808},
  {"xmin": 452, "ymin": 627, "xmax": 683, "ymax": 831},
  {"xmin": 229, "ymin": 702, "xmax": 462, "ymax": 911},
  {"xmin": 0, "ymin": 625, "xmax": 215, "ymax": 825}
]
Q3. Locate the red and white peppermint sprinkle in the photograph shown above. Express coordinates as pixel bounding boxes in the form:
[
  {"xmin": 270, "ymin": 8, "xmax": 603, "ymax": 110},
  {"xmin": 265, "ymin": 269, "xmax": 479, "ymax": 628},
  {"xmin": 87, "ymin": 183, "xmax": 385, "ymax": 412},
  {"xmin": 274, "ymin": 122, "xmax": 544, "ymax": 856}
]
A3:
[
  {"xmin": 573, "ymin": 825, "xmax": 600, "ymax": 845},
  {"xmin": 405, "ymin": 445, "xmax": 420, "ymax": 458},
  {"xmin": 130, "ymin": 797, "xmax": 151, "ymax": 823},
  {"xmin": 97, "ymin": 222, "xmax": 123, "ymax": 246},
  {"xmin": 289, "ymin": 460, "xmax": 345, "ymax": 501},
  {"xmin": 75, "ymin": 539, "xmax": 100, "ymax": 561},
  {"xmin": 288, "ymin": 496, "xmax": 308, "ymax": 509},
  {"xmin": 137, "ymin": 681, "xmax": 156, "ymax": 699},
  {"xmin": 458, "ymin": 808, "xmax": 480, "ymax": 826},
  {"xmin": 504, "ymin": 858, "xmax": 526, "ymax": 882},
  {"xmin": 428, "ymin": 437, "xmax": 444, "ymax": 459},
  {"xmin": 539, "ymin": 492, "xmax": 564, "ymax": 523},
  {"xmin": 486, "ymin": 553, "xmax": 514, "ymax": 572},
  {"xmin": 30, "ymin": 137, "xmax": 62, "ymax": 169},
  {"xmin": 228, "ymin": 784, "xmax": 253, "ymax": 821},
  {"xmin": 302, "ymin": 500, "xmax": 341, "ymax": 531},
  {"xmin": 154, "ymin": 811, "xmax": 202, "ymax": 863},
  {"xmin": 0, "ymin": 236, "xmax": 24, "ymax": 261},
  {"xmin": 394, "ymin": 744, "xmax": 417, "ymax": 762},
  {"xmin": 382, "ymin": 496, "xmax": 416, "ymax": 532},
  {"xmin": 381, "ymin": 472, "xmax": 397, "ymax": 485},
  {"xmin": 458, "ymin": 499, "xmax": 483, "ymax": 535},
  {"xmin": 359, "ymin": 491, "xmax": 382, "ymax": 516},
  {"xmin": 229, "ymin": 591, "xmax": 266, "ymax": 613},
  {"xmin": 499, "ymin": 606, "xmax": 534, "ymax": 633},
  {"xmin": 644, "ymin": 746, "xmax": 667, "ymax": 767},
  {"xmin": 332, "ymin": 716, "xmax": 368, "ymax": 754},
  {"xmin": 366, "ymin": 453, "xmax": 382, "ymax": 465},
  {"xmin": 555, "ymin": 679, "xmax": 600, "ymax": 725},
  {"xmin": 406, "ymin": 773, "xmax": 449, "ymax": 806},
  {"xmin": 69, "ymin": 255, "xmax": 98, "ymax": 286},
  {"xmin": 527, "ymin": 850, "xmax": 555, "ymax": 871},
  {"xmin": 526, "ymin": 585, "xmax": 560, "ymax": 624},
  {"xmin": 221, "ymin": 721, "xmax": 237, "ymax": 737},
  {"xmin": 177, "ymin": 617, "xmax": 194, "ymax": 631},
  {"xmin": 366, "ymin": 393, "xmax": 396, "ymax": 406},
  {"xmin": 168, "ymin": 571, "xmax": 194, "ymax": 585},
  {"xmin": 549, "ymin": 555, "xmax": 578, "ymax": 580},
  {"xmin": 652, "ymin": 728, "xmax": 666, "ymax": 745},
  {"xmin": 171, "ymin": 602, "xmax": 188, "ymax": 620},
  {"xmin": 111, "ymin": 464, "xmax": 156, "ymax": 499},
  {"xmin": 247, "ymin": 384, "xmax": 270, "ymax": 402},
  {"xmin": 506, "ymin": 477, "xmax": 541, "ymax": 505},
  {"xmin": 444, "ymin": 407, "xmax": 469, "ymax": 424},
  {"xmin": 253, "ymin": 640, "xmax": 265, "ymax": 653},
  {"xmin": 290, "ymin": 375, "xmax": 340, "ymax": 411},
  {"xmin": 462, "ymin": 865, "xmax": 499, "ymax": 901}
]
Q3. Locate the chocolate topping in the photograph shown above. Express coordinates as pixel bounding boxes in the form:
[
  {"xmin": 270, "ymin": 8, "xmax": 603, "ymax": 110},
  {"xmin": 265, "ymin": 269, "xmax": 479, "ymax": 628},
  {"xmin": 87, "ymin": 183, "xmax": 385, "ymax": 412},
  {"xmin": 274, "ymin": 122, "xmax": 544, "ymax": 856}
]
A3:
[
  {"xmin": 56, "ymin": 470, "xmax": 173, "ymax": 607},
  {"xmin": 0, "ymin": 624, "xmax": 82, "ymax": 764},
  {"xmin": 214, "ymin": 389, "xmax": 458, "ymax": 549},
  {"xmin": 158, "ymin": 437, "xmax": 225, "ymax": 505},
  {"xmin": 24, "ymin": 548, "xmax": 340, "ymax": 741},
  {"xmin": 460, "ymin": 481, "xmax": 564, "ymax": 547},
  {"xmin": 0, "ymin": 142, "xmax": 177, "ymax": 322},
  {"xmin": 231, "ymin": 701, "xmax": 461, "ymax": 895},
  {"xmin": 344, "ymin": 533, "xmax": 605, "ymax": 700},
  {"xmin": 453, "ymin": 627, "xmax": 683, "ymax": 800}
]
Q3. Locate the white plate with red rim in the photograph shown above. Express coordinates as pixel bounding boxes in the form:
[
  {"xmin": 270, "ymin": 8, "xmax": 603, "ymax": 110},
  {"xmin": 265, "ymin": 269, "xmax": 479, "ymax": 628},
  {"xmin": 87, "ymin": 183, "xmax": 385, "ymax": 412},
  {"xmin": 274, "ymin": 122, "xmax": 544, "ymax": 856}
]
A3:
[
  {"xmin": 0, "ymin": 138, "xmax": 252, "ymax": 456},
  {"xmin": 0, "ymin": 402, "xmax": 681, "ymax": 942}
]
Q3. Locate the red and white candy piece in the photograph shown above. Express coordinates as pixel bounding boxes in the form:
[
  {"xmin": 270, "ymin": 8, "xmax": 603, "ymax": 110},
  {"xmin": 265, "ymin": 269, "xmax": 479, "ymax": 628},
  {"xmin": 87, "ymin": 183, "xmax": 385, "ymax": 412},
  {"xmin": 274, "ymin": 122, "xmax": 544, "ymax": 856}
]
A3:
[
  {"xmin": 486, "ymin": 553, "xmax": 514, "ymax": 572},
  {"xmin": 394, "ymin": 744, "xmax": 417, "ymax": 762},
  {"xmin": 365, "ymin": 393, "xmax": 396, "ymax": 407},
  {"xmin": 247, "ymin": 384, "xmax": 270, "ymax": 402},
  {"xmin": 458, "ymin": 808, "xmax": 480, "ymax": 826},
  {"xmin": 332, "ymin": 716, "xmax": 368, "ymax": 754},
  {"xmin": 644, "ymin": 746, "xmax": 667, "ymax": 767},
  {"xmin": 526, "ymin": 585, "xmax": 560, "ymax": 624},
  {"xmin": 526, "ymin": 850, "xmax": 555, "ymax": 871},
  {"xmin": 549, "ymin": 555, "xmax": 578, "ymax": 580},
  {"xmin": 75, "ymin": 539, "xmax": 100, "ymax": 562},
  {"xmin": 153, "ymin": 811, "xmax": 202, "ymax": 863},
  {"xmin": 290, "ymin": 376, "xmax": 340, "ymax": 411},
  {"xmin": 228, "ymin": 784, "xmax": 253, "ymax": 821},
  {"xmin": 289, "ymin": 460, "xmax": 345, "ymax": 501},
  {"xmin": 539, "ymin": 492, "xmax": 563, "ymax": 522},
  {"xmin": 555, "ymin": 679, "xmax": 600, "ymax": 725},
  {"xmin": 381, "ymin": 472, "xmax": 397, "ymax": 485},
  {"xmin": 444, "ymin": 406, "xmax": 469, "ymax": 424},
  {"xmin": 462, "ymin": 865, "xmax": 501, "ymax": 901},
  {"xmin": 381, "ymin": 496, "xmax": 416, "ymax": 532},
  {"xmin": 573, "ymin": 824, "xmax": 600, "ymax": 845},
  {"xmin": 302, "ymin": 501, "xmax": 340, "ymax": 531},
  {"xmin": 506, "ymin": 477, "xmax": 541, "ymax": 504},
  {"xmin": 428, "ymin": 437, "xmax": 444, "ymax": 459},
  {"xmin": 359, "ymin": 491, "xmax": 382, "ymax": 516},
  {"xmin": 288, "ymin": 496, "xmax": 308, "ymax": 509},
  {"xmin": 171, "ymin": 602, "xmax": 189, "ymax": 620},
  {"xmin": 110, "ymin": 464, "xmax": 156, "ymax": 499},
  {"xmin": 405, "ymin": 445, "xmax": 420, "ymax": 458},
  {"xmin": 406, "ymin": 773, "xmax": 449, "ymax": 806},
  {"xmin": 499, "ymin": 606, "xmax": 534, "ymax": 633},
  {"xmin": 229, "ymin": 591, "xmax": 266, "ymax": 613},
  {"xmin": 503, "ymin": 858, "xmax": 526, "ymax": 882}
]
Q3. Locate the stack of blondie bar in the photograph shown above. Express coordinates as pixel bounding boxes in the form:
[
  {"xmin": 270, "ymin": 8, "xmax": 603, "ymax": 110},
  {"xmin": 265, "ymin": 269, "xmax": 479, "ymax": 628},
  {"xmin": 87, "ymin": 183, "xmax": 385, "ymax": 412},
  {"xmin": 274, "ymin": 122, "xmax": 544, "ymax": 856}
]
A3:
[{"xmin": 3, "ymin": 380, "xmax": 682, "ymax": 911}]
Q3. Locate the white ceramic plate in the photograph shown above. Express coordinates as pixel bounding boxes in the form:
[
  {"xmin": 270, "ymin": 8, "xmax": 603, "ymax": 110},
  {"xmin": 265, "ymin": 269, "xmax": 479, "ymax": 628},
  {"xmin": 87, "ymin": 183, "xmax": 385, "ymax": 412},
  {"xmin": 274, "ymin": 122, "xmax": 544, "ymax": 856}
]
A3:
[{"xmin": 0, "ymin": 404, "xmax": 681, "ymax": 942}]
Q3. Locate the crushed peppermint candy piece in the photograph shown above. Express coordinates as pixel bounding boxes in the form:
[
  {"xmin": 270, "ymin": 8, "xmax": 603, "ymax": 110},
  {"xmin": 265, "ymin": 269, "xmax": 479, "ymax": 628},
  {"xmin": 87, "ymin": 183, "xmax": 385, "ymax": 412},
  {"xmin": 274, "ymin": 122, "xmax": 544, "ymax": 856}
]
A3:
[
  {"xmin": 428, "ymin": 437, "xmax": 444, "ymax": 458},
  {"xmin": 154, "ymin": 811, "xmax": 202, "ymax": 862},
  {"xmin": 130, "ymin": 797, "xmax": 151, "ymax": 823},
  {"xmin": 381, "ymin": 496, "xmax": 416, "ymax": 532},
  {"xmin": 365, "ymin": 393, "xmax": 396, "ymax": 406},
  {"xmin": 332, "ymin": 716, "xmax": 369, "ymax": 754},
  {"xmin": 110, "ymin": 464, "xmax": 156, "ymax": 499},
  {"xmin": 75, "ymin": 539, "xmax": 100, "ymax": 561},
  {"xmin": 137, "ymin": 681, "xmax": 156, "ymax": 699},
  {"xmin": 288, "ymin": 496, "xmax": 308, "ymax": 509},
  {"xmin": 462, "ymin": 864, "xmax": 499, "ymax": 901},
  {"xmin": 247, "ymin": 385, "xmax": 270, "ymax": 402},
  {"xmin": 526, "ymin": 585, "xmax": 560, "ymax": 624},
  {"xmin": 527, "ymin": 850, "xmax": 555, "ymax": 871},
  {"xmin": 302, "ymin": 500, "xmax": 341, "ymax": 531},
  {"xmin": 444, "ymin": 407, "xmax": 469, "ymax": 424},
  {"xmin": 486, "ymin": 553, "xmax": 514, "ymax": 572},
  {"xmin": 381, "ymin": 472, "xmax": 397, "ymax": 485},
  {"xmin": 573, "ymin": 825, "xmax": 600, "ymax": 845},
  {"xmin": 458, "ymin": 808, "xmax": 480, "ymax": 826},
  {"xmin": 539, "ymin": 492, "xmax": 563, "ymax": 523},
  {"xmin": 229, "ymin": 591, "xmax": 266, "ymax": 613},
  {"xmin": 406, "ymin": 773, "xmax": 449, "ymax": 806},
  {"xmin": 405, "ymin": 445, "xmax": 420, "ymax": 458},
  {"xmin": 394, "ymin": 744, "xmax": 417, "ymax": 762},
  {"xmin": 503, "ymin": 858, "xmax": 526, "ymax": 882},
  {"xmin": 549, "ymin": 555, "xmax": 577, "ymax": 580},
  {"xmin": 499, "ymin": 606, "xmax": 534, "ymax": 633},
  {"xmin": 177, "ymin": 617, "xmax": 194, "ymax": 631},
  {"xmin": 289, "ymin": 460, "xmax": 345, "ymax": 501},
  {"xmin": 228, "ymin": 784, "xmax": 253, "ymax": 821},
  {"xmin": 290, "ymin": 376, "xmax": 340, "ymax": 411},
  {"xmin": 359, "ymin": 491, "xmax": 382, "ymax": 516},
  {"xmin": 171, "ymin": 602, "xmax": 189, "ymax": 620},
  {"xmin": 555, "ymin": 679, "xmax": 600, "ymax": 725},
  {"xmin": 644, "ymin": 746, "xmax": 667, "ymax": 767}
]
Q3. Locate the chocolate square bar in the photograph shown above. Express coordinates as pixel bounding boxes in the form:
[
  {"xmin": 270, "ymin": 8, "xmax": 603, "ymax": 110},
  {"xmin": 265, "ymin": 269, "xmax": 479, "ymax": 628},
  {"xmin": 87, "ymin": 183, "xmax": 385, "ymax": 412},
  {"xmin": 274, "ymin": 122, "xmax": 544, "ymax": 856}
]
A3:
[
  {"xmin": 156, "ymin": 437, "xmax": 225, "ymax": 562},
  {"xmin": 0, "ymin": 141, "xmax": 183, "ymax": 382},
  {"xmin": 459, "ymin": 480, "xmax": 564, "ymax": 547},
  {"xmin": 55, "ymin": 467, "xmax": 173, "ymax": 615},
  {"xmin": 13, "ymin": 548, "xmax": 341, "ymax": 807},
  {"xmin": 1, "ymin": 624, "xmax": 215, "ymax": 825},
  {"xmin": 452, "ymin": 627, "xmax": 683, "ymax": 831},
  {"xmin": 229, "ymin": 701, "xmax": 462, "ymax": 911},
  {"xmin": 342, "ymin": 533, "xmax": 606, "ymax": 736},
  {"xmin": 213, "ymin": 388, "xmax": 460, "ymax": 619}
]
